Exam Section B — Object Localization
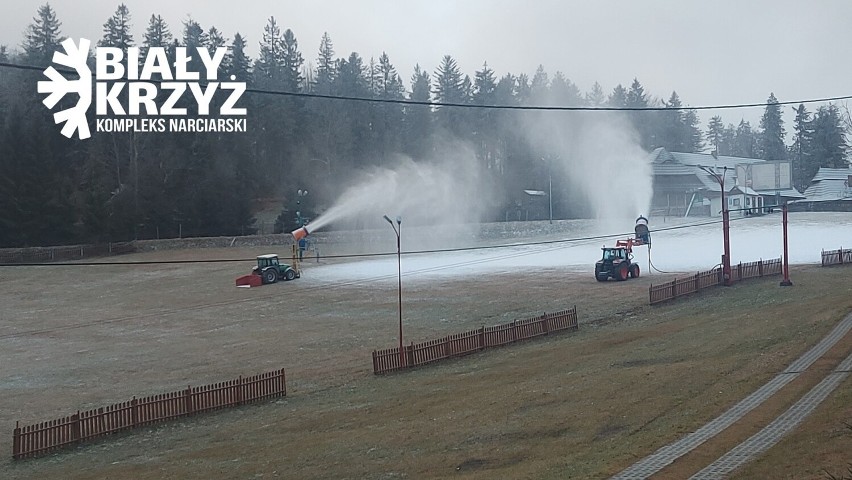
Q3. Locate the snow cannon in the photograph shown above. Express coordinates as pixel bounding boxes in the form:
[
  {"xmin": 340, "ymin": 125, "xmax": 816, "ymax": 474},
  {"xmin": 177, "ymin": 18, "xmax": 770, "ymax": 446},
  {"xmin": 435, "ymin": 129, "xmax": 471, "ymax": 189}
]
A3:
[
  {"xmin": 291, "ymin": 226, "xmax": 311, "ymax": 242},
  {"xmin": 634, "ymin": 215, "xmax": 650, "ymax": 246}
]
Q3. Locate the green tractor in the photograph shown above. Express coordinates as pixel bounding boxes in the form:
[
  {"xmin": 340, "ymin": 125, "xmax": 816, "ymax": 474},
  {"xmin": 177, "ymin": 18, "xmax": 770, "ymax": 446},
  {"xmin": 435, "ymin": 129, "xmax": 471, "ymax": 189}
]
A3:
[{"xmin": 252, "ymin": 254, "xmax": 300, "ymax": 284}]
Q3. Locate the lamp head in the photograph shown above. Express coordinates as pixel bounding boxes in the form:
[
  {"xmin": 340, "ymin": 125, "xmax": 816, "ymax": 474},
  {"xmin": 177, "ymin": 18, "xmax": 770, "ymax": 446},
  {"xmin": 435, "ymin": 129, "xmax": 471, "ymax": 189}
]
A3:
[
  {"xmin": 396, "ymin": 216, "xmax": 401, "ymax": 225},
  {"xmin": 383, "ymin": 215, "xmax": 393, "ymax": 224}
]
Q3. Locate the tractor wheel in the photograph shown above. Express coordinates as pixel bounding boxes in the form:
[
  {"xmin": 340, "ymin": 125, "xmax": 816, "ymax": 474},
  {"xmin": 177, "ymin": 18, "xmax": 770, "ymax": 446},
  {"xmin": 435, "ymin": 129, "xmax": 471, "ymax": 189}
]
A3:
[
  {"xmin": 285, "ymin": 269, "xmax": 296, "ymax": 281},
  {"xmin": 630, "ymin": 264, "xmax": 640, "ymax": 278},
  {"xmin": 595, "ymin": 265, "xmax": 607, "ymax": 281},
  {"xmin": 263, "ymin": 269, "xmax": 278, "ymax": 284},
  {"xmin": 616, "ymin": 263, "xmax": 629, "ymax": 281}
]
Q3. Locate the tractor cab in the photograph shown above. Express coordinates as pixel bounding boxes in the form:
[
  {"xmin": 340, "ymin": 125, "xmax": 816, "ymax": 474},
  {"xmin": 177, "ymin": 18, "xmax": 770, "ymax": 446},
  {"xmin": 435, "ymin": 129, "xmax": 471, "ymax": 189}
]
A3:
[
  {"xmin": 602, "ymin": 247, "xmax": 628, "ymax": 262},
  {"xmin": 252, "ymin": 254, "xmax": 299, "ymax": 284},
  {"xmin": 256, "ymin": 254, "xmax": 280, "ymax": 269}
]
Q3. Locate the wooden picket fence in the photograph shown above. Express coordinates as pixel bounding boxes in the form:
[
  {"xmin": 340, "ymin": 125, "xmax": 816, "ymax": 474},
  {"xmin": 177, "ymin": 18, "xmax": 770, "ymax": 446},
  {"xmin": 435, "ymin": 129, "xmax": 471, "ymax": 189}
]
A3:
[
  {"xmin": 12, "ymin": 368, "xmax": 286, "ymax": 459},
  {"xmin": 372, "ymin": 307, "xmax": 578, "ymax": 374},
  {"xmin": 821, "ymin": 248, "xmax": 852, "ymax": 266},
  {"xmin": 649, "ymin": 257, "xmax": 782, "ymax": 305}
]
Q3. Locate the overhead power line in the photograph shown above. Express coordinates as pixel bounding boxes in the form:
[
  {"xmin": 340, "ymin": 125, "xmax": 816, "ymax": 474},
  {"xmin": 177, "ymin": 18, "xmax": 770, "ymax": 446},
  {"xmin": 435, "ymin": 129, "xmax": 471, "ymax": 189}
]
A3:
[{"xmin": 2, "ymin": 60, "xmax": 851, "ymax": 111}]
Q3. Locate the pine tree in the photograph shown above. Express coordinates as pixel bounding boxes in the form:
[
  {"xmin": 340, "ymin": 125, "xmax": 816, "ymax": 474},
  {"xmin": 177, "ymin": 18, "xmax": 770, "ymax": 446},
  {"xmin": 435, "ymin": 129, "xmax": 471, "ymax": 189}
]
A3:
[
  {"xmin": 683, "ymin": 109, "xmax": 704, "ymax": 153},
  {"xmin": 720, "ymin": 123, "xmax": 736, "ymax": 156},
  {"xmin": 225, "ymin": 33, "xmax": 252, "ymax": 83},
  {"xmin": 280, "ymin": 29, "xmax": 303, "ymax": 93},
  {"xmin": 758, "ymin": 93, "xmax": 786, "ymax": 160},
  {"xmin": 706, "ymin": 116, "xmax": 725, "ymax": 153},
  {"xmin": 404, "ymin": 63, "xmax": 432, "ymax": 158},
  {"xmin": 626, "ymin": 78, "xmax": 655, "ymax": 149},
  {"xmin": 608, "ymin": 84, "xmax": 627, "ymax": 108},
  {"xmin": 585, "ymin": 81, "xmax": 605, "ymax": 107},
  {"xmin": 529, "ymin": 65, "xmax": 549, "ymax": 103},
  {"xmin": 315, "ymin": 32, "xmax": 335, "ymax": 94},
  {"xmin": 433, "ymin": 55, "xmax": 466, "ymax": 132},
  {"xmin": 811, "ymin": 104, "xmax": 849, "ymax": 170},
  {"xmin": 206, "ymin": 26, "xmax": 227, "ymax": 51},
  {"xmin": 23, "ymin": 3, "xmax": 63, "ymax": 64},
  {"xmin": 550, "ymin": 71, "xmax": 581, "ymax": 106},
  {"xmin": 790, "ymin": 104, "xmax": 814, "ymax": 191},
  {"xmin": 255, "ymin": 17, "xmax": 283, "ymax": 82},
  {"xmin": 659, "ymin": 91, "xmax": 685, "ymax": 151},
  {"xmin": 99, "ymin": 4, "xmax": 134, "ymax": 51},
  {"xmin": 141, "ymin": 14, "xmax": 172, "ymax": 59},
  {"xmin": 733, "ymin": 120, "xmax": 758, "ymax": 158}
]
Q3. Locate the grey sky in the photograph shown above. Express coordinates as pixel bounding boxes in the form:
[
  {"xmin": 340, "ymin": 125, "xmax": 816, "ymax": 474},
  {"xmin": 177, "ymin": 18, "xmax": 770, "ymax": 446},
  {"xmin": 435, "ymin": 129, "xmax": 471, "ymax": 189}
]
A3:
[{"xmin": 2, "ymin": 0, "xmax": 851, "ymax": 130}]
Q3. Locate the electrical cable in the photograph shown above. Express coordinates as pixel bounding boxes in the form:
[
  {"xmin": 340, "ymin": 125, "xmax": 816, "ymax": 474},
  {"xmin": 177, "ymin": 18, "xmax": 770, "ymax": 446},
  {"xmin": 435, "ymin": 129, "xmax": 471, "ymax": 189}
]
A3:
[
  {"xmin": 0, "ymin": 217, "xmax": 731, "ymax": 267},
  {"xmin": 2, "ymin": 60, "xmax": 851, "ymax": 112},
  {"xmin": 0, "ymin": 216, "xmax": 757, "ymax": 339}
]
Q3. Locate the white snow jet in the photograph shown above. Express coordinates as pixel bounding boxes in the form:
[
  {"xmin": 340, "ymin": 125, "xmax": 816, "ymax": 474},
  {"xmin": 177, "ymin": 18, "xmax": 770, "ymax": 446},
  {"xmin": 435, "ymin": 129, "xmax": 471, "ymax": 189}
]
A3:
[
  {"xmin": 303, "ymin": 143, "xmax": 497, "ymax": 247},
  {"xmin": 523, "ymin": 111, "xmax": 653, "ymax": 223}
]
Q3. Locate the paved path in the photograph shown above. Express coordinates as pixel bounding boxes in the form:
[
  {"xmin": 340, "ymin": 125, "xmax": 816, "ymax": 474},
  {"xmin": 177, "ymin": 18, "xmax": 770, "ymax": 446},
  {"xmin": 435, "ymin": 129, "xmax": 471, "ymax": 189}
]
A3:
[
  {"xmin": 611, "ymin": 313, "xmax": 852, "ymax": 479},
  {"xmin": 689, "ymin": 351, "xmax": 852, "ymax": 479}
]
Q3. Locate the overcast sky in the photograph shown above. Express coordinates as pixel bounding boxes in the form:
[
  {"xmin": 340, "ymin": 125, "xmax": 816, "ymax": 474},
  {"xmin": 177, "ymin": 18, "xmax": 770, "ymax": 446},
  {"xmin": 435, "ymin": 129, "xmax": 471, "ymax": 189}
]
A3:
[{"xmin": 2, "ymin": 0, "xmax": 851, "ymax": 130}]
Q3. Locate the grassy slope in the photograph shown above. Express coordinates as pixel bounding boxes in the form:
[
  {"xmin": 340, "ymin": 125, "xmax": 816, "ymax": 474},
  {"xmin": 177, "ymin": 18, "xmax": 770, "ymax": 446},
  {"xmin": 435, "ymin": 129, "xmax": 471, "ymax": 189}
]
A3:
[{"xmin": 3, "ymin": 266, "xmax": 851, "ymax": 479}]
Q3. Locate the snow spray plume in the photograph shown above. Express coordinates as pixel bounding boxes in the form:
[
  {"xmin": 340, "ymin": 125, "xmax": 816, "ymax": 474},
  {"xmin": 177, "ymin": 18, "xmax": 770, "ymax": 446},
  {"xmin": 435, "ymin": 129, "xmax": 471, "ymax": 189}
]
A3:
[
  {"xmin": 306, "ymin": 143, "xmax": 498, "ymax": 250},
  {"xmin": 522, "ymin": 110, "xmax": 653, "ymax": 224}
]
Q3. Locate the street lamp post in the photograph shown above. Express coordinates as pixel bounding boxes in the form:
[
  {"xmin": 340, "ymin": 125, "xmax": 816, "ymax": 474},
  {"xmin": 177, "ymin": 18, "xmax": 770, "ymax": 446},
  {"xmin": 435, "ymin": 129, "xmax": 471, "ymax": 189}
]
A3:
[
  {"xmin": 696, "ymin": 165, "xmax": 732, "ymax": 286},
  {"xmin": 383, "ymin": 215, "xmax": 404, "ymax": 368}
]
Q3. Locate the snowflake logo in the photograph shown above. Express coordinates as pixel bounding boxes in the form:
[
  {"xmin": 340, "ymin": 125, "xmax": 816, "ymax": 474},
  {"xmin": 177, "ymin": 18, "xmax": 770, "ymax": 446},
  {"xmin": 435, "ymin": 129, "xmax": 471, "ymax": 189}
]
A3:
[{"xmin": 38, "ymin": 38, "xmax": 93, "ymax": 140}]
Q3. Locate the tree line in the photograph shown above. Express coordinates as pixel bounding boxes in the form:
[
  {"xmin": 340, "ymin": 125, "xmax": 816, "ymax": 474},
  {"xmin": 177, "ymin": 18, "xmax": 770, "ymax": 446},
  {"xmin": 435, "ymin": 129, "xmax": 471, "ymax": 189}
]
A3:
[{"xmin": 0, "ymin": 3, "xmax": 848, "ymax": 247}]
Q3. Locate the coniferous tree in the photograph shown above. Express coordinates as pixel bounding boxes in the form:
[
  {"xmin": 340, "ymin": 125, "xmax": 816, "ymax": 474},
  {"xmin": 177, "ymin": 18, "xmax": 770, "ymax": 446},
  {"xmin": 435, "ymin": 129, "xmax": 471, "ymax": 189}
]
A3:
[
  {"xmin": 225, "ymin": 33, "xmax": 251, "ymax": 83},
  {"xmin": 403, "ymin": 64, "xmax": 433, "ymax": 158},
  {"xmin": 99, "ymin": 4, "xmax": 133, "ymax": 51},
  {"xmin": 255, "ymin": 17, "xmax": 283, "ymax": 83},
  {"xmin": 608, "ymin": 84, "xmax": 627, "ymax": 108},
  {"xmin": 23, "ymin": 3, "xmax": 62, "ymax": 64},
  {"xmin": 683, "ymin": 109, "xmax": 703, "ymax": 153},
  {"xmin": 706, "ymin": 115, "xmax": 725, "ymax": 153},
  {"xmin": 811, "ymin": 104, "xmax": 849, "ymax": 170},
  {"xmin": 314, "ymin": 32, "xmax": 335, "ymax": 93},
  {"xmin": 719, "ymin": 123, "xmax": 736, "ymax": 156},
  {"xmin": 758, "ymin": 93, "xmax": 786, "ymax": 160},
  {"xmin": 585, "ymin": 81, "xmax": 606, "ymax": 107},
  {"xmin": 433, "ymin": 55, "xmax": 466, "ymax": 132},
  {"xmin": 790, "ymin": 104, "xmax": 814, "ymax": 191},
  {"xmin": 280, "ymin": 29, "xmax": 304, "ymax": 93},
  {"xmin": 733, "ymin": 120, "xmax": 758, "ymax": 158},
  {"xmin": 141, "ymin": 14, "xmax": 172, "ymax": 58}
]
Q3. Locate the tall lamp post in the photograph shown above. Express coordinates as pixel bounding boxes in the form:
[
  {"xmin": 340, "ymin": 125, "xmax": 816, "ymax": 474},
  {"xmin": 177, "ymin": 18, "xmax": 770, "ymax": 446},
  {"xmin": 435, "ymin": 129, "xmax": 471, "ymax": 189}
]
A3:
[
  {"xmin": 696, "ymin": 164, "xmax": 732, "ymax": 286},
  {"xmin": 383, "ymin": 215, "xmax": 404, "ymax": 367}
]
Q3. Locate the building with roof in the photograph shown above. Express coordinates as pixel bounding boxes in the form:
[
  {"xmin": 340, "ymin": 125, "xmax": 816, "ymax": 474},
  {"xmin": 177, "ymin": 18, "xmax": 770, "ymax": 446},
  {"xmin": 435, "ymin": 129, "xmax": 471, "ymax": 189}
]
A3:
[
  {"xmin": 650, "ymin": 148, "xmax": 804, "ymax": 217},
  {"xmin": 789, "ymin": 167, "xmax": 852, "ymax": 212}
]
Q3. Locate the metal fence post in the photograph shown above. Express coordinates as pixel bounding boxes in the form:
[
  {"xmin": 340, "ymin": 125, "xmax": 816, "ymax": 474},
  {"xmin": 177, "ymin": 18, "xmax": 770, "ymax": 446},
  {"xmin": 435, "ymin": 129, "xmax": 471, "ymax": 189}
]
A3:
[
  {"xmin": 184, "ymin": 386, "xmax": 193, "ymax": 416},
  {"xmin": 130, "ymin": 397, "xmax": 138, "ymax": 427},
  {"xmin": 13, "ymin": 421, "xmax": 21, "ymax": 459},
  {"xmin": 72, "ymin": 411, "xmax": 82, "ymax": 444}
]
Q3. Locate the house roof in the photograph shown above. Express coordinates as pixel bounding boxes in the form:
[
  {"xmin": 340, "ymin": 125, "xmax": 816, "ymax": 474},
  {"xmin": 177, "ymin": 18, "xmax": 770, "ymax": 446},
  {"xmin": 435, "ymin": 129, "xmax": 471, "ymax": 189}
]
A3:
[
  {"xmin": 810, "ymin": 167, "xmax": 852, "ymax": 183},
  {"xmin": 801, "ymin": 167, "xmax": 852, "ymax": 201},
  {"xmin": 650, "ymin": 147, "xmax": 803, "ymax": 199}
]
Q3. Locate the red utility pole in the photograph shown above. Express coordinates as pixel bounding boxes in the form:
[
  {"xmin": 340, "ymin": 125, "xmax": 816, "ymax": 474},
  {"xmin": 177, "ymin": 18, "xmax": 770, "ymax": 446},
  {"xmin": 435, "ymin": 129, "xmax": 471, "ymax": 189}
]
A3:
[
  {"xmin": 720, "ymin": 170, "xmax": 732, "ymax": 286},
  {"xmin": 697, "ymin": 164, "xmax": 733, "ymax": 286},
  {"xmin": 780, "ymin": 203, "xmax": 793, "ymax": 286}
]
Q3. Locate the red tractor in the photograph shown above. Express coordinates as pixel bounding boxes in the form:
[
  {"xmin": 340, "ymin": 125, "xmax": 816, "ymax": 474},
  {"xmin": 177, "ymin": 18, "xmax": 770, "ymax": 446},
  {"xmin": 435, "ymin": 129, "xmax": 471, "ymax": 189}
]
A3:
[
  {"xmin": 594, "ymin": 216, "xmax": 651, "ymax": 282},
  {"xmin": 595, "ymin": 240, "xmax": 641, "ymax": 281}
]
